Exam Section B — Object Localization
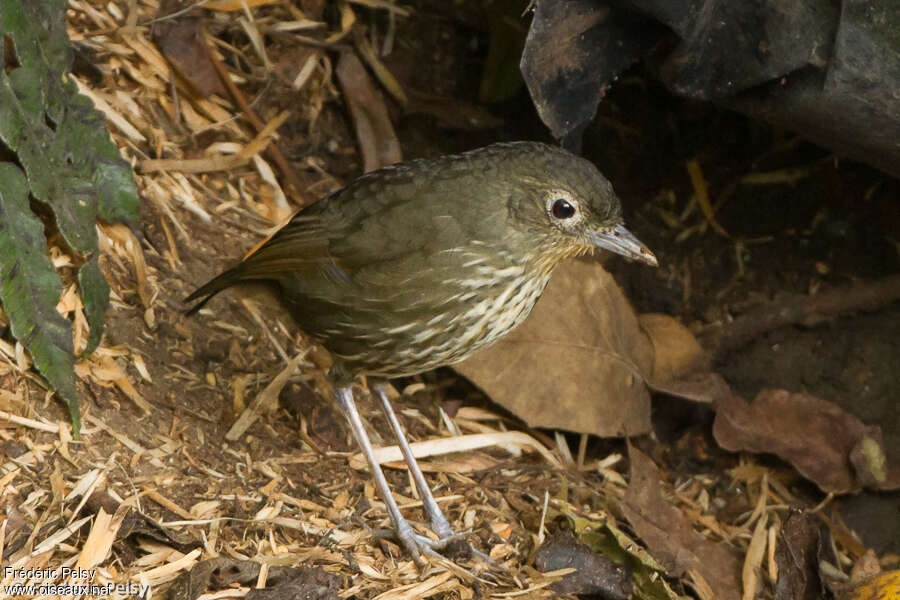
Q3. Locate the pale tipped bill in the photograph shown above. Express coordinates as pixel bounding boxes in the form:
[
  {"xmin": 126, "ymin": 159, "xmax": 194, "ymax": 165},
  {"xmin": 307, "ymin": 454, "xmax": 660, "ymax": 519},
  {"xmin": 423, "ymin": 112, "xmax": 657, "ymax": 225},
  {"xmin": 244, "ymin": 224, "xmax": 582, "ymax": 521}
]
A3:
[{"xmin": 588, "ymin": 223, "xmax": 658, "ymax": 266}]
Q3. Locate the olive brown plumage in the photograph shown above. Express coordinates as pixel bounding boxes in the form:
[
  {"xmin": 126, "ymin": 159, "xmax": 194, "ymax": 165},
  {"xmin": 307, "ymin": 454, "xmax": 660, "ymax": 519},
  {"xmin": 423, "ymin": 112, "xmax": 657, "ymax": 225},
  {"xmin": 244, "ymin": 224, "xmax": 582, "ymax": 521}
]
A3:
[{"xmin": 186, "ymin": 141, "xmax": 657, "ymax": 564}]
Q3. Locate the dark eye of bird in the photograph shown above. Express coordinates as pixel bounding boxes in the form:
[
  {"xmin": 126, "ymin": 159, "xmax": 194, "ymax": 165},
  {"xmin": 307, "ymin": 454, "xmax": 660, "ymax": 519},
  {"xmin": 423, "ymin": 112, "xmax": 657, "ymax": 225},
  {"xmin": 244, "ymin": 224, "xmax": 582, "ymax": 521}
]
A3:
[{"xmin": 551, "ymin": 198, "xmax": 576, "ymax": 219}]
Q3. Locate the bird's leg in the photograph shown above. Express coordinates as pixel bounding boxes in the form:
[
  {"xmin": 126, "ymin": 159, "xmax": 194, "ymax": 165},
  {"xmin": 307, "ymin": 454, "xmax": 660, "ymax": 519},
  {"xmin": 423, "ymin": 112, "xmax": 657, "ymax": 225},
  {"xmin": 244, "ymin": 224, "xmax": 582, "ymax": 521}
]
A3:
[
  {"xmin": 370, "ymin": 383, "xmax": 455, "ymax": 540},
  {"xmin": 335, "ymin": 385, "xmax": 439, "ymax": 566}
]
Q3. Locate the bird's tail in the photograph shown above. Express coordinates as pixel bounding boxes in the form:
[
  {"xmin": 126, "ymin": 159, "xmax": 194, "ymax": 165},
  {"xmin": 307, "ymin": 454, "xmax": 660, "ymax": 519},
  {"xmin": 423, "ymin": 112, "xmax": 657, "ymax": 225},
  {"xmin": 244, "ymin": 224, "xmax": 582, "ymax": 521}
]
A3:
[{"xmin": 183, "ymin": 266, "xmax": 246, "ymax": 315}]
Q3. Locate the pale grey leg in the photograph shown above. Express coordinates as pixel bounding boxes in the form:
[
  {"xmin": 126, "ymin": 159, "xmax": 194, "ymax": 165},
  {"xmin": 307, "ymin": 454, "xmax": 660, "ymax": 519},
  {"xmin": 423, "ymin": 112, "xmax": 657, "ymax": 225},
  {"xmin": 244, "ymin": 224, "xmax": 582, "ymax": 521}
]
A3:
[
  {"xmin": 371, "ymin": 383, "xmax": 454, "ymax": 539},
  {"xmin": 336, "ymin": 385, "xmax": 455, "ymax": 566}
]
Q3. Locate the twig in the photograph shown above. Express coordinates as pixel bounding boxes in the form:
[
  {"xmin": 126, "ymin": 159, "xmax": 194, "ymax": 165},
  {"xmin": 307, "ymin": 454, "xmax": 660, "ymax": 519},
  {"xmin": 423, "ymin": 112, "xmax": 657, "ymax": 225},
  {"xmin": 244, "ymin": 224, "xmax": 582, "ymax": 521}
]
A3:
[
  {"xmin": 700, "ymin": 274, "xmax": 900, "ymax": 357},
  {"xmin": 204, "ymin": 32, "xmax": 307, "ymax": 205}
]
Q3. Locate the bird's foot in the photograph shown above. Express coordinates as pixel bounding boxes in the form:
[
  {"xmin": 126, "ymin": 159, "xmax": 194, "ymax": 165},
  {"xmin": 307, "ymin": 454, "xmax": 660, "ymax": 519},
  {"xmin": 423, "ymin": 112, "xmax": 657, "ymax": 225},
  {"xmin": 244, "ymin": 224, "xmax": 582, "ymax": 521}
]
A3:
[
  {"xmin": 373, "ymin": 522, "xmax": 481, "ymax": 567},
  {"xmin": 412, "ymin": 532, "xmax": 507, "ymax": 578},
  {"xmin": 372, "ymin": 524, "xmax": 452, "ymax": 566}
]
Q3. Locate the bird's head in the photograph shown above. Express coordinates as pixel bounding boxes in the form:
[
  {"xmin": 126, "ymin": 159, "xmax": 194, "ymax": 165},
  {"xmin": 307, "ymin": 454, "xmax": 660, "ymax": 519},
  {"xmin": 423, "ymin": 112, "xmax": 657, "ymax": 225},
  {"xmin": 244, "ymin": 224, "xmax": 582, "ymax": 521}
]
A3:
[{"xmin": 502, "ymin": 143, "xmax": 658, "ymax": 268}]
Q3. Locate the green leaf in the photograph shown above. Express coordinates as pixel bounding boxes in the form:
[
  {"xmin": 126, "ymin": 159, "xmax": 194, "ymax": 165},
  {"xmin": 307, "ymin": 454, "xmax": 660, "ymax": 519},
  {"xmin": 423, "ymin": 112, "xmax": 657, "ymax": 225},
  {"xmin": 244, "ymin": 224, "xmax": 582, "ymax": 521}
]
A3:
[
  {"xmin": 552, "ymin": 506, "xmax": 686, "ymax": 600},
  {"xmin": 0, "ymin": 0, "xmax": 140, "ymax": 249},
  {"xmin": 78, "ymin": 256, "xmax": 109, "ymax": 355},
  {"xmin": 0, "ymin": 163, "xmax": 80, "ymax": 433},
  {"xmin": 0, "ymin": 0, "xmax": 141, "ymax": 435}
]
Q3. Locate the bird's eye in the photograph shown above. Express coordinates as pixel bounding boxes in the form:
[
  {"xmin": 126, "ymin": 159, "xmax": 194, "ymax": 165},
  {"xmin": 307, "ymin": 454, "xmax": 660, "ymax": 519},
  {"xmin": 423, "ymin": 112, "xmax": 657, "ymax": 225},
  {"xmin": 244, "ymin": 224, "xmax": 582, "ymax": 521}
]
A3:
[{"xmin": 551, "ymin": 198, "xmax": 576, "ymax": 219}]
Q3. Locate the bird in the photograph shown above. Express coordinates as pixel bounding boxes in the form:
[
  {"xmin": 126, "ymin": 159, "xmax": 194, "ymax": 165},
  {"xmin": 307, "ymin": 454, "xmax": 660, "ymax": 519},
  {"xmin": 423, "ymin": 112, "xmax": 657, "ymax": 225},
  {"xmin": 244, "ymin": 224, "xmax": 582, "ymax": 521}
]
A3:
[{"xmin": 185, "ymin": 141, "xmax": 657, "ymax": 565}]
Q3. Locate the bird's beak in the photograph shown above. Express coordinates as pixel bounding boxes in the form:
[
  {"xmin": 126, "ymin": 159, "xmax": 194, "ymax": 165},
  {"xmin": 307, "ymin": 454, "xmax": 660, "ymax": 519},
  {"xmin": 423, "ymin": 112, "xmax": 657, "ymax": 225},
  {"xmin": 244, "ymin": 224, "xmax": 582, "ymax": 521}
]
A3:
[{"xmin": 588, "ymin": 223, "xmax": 658, "ymax": 266}]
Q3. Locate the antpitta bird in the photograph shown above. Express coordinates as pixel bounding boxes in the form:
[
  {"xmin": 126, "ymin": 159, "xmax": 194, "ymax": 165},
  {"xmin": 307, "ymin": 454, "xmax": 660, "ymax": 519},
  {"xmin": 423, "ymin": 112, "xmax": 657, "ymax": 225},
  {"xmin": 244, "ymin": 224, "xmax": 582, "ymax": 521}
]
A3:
[{"xmin": 186, "ymin": 141, "xmax": 657, "ymax": 564}]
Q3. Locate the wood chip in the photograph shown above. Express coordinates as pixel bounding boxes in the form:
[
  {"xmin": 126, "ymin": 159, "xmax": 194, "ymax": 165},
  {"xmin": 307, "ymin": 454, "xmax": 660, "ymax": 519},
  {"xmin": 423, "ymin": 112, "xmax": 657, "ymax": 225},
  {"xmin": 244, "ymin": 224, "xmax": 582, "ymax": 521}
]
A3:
[
  {"xmin": 350, "ymin": 431, "xmax": 562, "ymax": 470},
  {"xmin": 226, "ymin": 351, "xmax": 306, "ymax": 440}
]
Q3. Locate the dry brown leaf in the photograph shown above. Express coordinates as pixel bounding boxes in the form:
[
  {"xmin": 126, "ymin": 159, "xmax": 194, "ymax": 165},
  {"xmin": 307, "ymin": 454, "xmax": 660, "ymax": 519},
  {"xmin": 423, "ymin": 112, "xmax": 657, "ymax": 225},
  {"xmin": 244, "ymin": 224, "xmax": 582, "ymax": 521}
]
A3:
[
  {"xmin": 455, "ymin": 258, "xmax": 653, "ymax": 437},
  {"xmin": 647, "ymin": 371, "xmax": 732, "ymax": 404},
  {"xmin": 152, "ymin": 3, "xmax": 225, "ymax": 98},
  {"xmin": 336, "ymin": 51, "xmax": 402, "ymax": 173},
  {"xmin": 713, "ymin": 389, "xmax": 896, "ymax": 493},
  {"xmin": 622, "ymin": 447, "xmax": 742, "ymax": 600},
  {"xmin": 639, "ymin": 313, "xmax": 705, "ymax": 381}
]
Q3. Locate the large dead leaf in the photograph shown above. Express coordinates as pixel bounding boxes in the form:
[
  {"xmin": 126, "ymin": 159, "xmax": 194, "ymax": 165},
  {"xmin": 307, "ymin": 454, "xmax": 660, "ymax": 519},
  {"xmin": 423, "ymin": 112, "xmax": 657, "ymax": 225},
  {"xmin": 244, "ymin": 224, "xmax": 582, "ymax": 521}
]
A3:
[
  {"xmin": 455, "ymin": 258, "xmax": 653, "ymax": 437},
  {"xmin": 622, "ymin": 447, "xmax": 742, "ymax": 600},
  {"xmin": 713, "ymin": 389, "xmax": 897, "ymax": 493}
]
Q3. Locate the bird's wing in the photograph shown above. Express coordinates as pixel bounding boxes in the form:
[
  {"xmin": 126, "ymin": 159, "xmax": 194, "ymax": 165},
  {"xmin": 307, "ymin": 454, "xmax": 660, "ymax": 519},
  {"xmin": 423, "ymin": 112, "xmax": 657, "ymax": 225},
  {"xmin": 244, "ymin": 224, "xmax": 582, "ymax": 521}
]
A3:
[
  {"xmin": 186, "ymin": 160, "xmax": 504, "ymax": 314},
  {"xmin": 183, "ymin": 211, "xmax": 341, "ymax": 313},
  {"xmin": 241, "ymin": 215, "xmax": 340, "ymax": 278}
]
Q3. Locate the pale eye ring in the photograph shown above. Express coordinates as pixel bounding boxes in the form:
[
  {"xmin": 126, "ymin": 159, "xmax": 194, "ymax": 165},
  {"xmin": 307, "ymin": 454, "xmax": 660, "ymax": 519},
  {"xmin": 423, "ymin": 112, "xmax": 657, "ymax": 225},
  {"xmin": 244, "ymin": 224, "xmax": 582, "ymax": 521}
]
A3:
[{"xmin": 551, "ymin": 198, "xmax": 576, "ymax": 219}]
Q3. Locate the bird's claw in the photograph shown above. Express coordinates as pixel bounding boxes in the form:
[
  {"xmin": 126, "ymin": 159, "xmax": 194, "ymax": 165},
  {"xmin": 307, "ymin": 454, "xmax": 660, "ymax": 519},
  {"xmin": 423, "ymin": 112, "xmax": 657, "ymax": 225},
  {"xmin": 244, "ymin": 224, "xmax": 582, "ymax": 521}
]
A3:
[{"xmin": 373, "ymin": 524, "xmax": 483, "ymax": 567}]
